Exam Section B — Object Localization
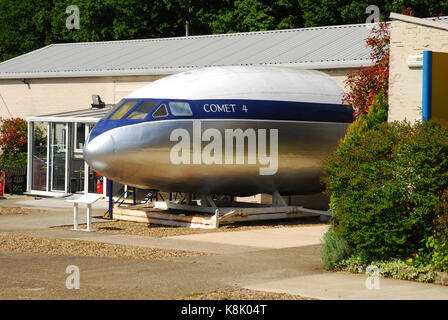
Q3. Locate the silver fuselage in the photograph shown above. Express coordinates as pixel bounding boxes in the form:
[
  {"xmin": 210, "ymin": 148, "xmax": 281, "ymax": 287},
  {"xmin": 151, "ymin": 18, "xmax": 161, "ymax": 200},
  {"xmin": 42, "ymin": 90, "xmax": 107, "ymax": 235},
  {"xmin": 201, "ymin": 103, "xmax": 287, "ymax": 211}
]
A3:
[
  {"xmin": 84, "ymin": 118, "xmax": 349, "ymax": 196},
  {"xmin": 83, "ymin": 66, "xmax": 353, "ymax": 196}
]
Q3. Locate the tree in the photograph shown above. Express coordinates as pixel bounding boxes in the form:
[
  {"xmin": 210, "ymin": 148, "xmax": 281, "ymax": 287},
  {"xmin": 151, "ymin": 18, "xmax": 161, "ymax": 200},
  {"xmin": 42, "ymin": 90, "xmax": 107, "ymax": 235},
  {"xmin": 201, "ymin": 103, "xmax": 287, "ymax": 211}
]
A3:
[
  {"xmin": 208, "ymin": 0, "xmax": 303, "ymax": 34},
  {"xmin": 49, "ymin": 0, "xmax": 182, "ymax": 43},
  {"xmin": 342, "ymin": 21, "xmax": 390, "ymax": 118},
  {"xmin": 170, "ymin": 0, "xmax": 232, "ymax": 35},
  {"xmin": 0, "ymin": 118, "xmax": 27, "ymax": 157},
  {"xmin": 0, "ymin": 0, "xmax": 55, "ymax": 62},
  {"xmin": 300, "ymin": 0, "xmax": 448, "ymax": 27},
  {"xmin": 1, "ymin": 0, "xmax": 448, "ymax": 63},
  {"xmin": 385, "ymin": 0, "xmax": 448, "ymax": 19}
]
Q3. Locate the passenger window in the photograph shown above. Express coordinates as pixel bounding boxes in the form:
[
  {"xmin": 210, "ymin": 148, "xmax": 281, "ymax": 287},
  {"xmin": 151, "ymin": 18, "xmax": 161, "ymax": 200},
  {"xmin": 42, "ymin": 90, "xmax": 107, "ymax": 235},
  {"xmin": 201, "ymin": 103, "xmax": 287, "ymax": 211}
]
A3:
[
  {"xmin": 169, "ymin": 102, "xmax": 193, "ymax": 116},
  {"xmin": 108, "ymin": 100, "xmax": 138, "ymax": 120},
  {"xmin": 102, "ymin": 99, "xmax": 125, "ymax": 120},
  {"xmin": 126, "ymin": 101, "xmax": 159, "ymax": 120},
  {"xmin": 152, "ymin": 104, "xmax": 168, "ymax": 118}
]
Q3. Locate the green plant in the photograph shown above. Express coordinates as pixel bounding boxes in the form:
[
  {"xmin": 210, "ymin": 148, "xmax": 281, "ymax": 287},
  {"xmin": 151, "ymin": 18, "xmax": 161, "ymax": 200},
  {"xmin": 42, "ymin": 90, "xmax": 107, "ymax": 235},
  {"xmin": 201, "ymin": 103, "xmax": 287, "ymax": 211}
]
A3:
[
  {"xmin": 420, "ymin": 192, "xmax": 448, "ymax": 272},
  {"xmin": 335, "ymin": 256, "xmax": 436, "ymax": 283},
  {"xmin": 0, "ymin": 151, "xmax": 27, "ymax": 168},
  {"xmin": 323, "ymin": 120, "xmax": 448, "ymax": 263},
  {"xmin": 378, "ymin": 259, "xmax": 435, "ymax": 282},
  {"xmin": 0, "ymin": 117, "xmax": 27, "ymax": 157},
  {"xmin": 321, "ymin": 229, "xmax": 352, "ymax": 270},
  {"xmin": 434, "ymin": 188, "xmax": 448, "ymax": 241},
  {"xmin": 12, "ymin": 185, "xmax": 23, "ymax": 193},
  {"xmin": 339, "ymin": 89, "xmax": 388, "ymax": 147},
  {"xmin": 343, "ymin": 22, "xmax": 389, "ymax": 118},
  {"xmin": 426, "ymin": 236, "xmax": 448, "ymax": 272}
]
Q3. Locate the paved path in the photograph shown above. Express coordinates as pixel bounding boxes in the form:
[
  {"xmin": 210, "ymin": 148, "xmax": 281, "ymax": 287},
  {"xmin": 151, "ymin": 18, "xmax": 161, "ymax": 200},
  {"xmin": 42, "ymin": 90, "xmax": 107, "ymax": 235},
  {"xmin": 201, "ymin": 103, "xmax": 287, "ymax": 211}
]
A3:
[
  {"xmin": 169, "ymin": 226, "xmax": 328, "ymax": 249},
  {"xmin": 1, "ymin": 196, "xmax": 448, "ymax": 300},
  {"xmin": 0, "ymin": 246, "xmax": 321, "ymax": 299},
  {"xmin": 244, "ymin": 272, "xmax": 448, "ymax": 300}
]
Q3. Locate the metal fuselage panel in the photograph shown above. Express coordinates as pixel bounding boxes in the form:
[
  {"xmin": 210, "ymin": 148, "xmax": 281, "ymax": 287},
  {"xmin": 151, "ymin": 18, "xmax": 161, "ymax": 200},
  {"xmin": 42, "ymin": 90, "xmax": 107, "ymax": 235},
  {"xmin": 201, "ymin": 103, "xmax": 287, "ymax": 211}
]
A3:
[{"xmin": 84, "ymin": 118, "xmax": 349, "ymax": 196}]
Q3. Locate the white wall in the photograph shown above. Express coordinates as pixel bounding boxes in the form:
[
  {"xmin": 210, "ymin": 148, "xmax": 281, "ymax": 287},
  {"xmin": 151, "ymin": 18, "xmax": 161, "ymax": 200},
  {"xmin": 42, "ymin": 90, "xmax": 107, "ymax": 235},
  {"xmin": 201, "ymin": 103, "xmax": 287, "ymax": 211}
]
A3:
[
  {"xmin": 0, "ymin": 75, "xmax": 165, "ymax": 119},
  {"xmin": 320, "ymin": 68, "xmax": 352, "ymax": 91},
  {"xmin": 389, "ymin": 19, "xmax": 448, "ymax": 122}
]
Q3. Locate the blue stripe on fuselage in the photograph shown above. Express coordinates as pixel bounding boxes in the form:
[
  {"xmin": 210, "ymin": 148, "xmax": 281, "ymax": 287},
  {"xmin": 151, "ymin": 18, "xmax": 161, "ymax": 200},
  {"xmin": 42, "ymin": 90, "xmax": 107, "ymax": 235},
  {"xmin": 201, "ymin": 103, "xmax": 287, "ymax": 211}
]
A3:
[
  {"xmin": 88, "ymin": 98, "xmax": 353, "ymax": 142},
  {"xmin": 195, "ymin": 99, "xmax": 353, "ymax": 122}
]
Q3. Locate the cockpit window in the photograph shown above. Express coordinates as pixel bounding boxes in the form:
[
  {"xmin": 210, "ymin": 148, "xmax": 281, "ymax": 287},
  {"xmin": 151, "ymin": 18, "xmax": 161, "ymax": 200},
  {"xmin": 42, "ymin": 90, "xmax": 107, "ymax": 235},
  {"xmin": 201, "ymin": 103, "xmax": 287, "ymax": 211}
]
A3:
[
  {"xmin": 108, "ymin": 100, "xmax": 139, "ymax": 120},
  {"xmin": 125, "ymin": 100, "xmax": 159, "ymax": 120},
  {"xmin": 102, "ymin": 99, "xmax": 125, "ymax": 120},
  {"xmin": 169, "ymin": 102, "xmax": 193, "ymax": 116},
  {"xmin": 152, "ymin": 104, "xmax": 168, "ymax": 118}
]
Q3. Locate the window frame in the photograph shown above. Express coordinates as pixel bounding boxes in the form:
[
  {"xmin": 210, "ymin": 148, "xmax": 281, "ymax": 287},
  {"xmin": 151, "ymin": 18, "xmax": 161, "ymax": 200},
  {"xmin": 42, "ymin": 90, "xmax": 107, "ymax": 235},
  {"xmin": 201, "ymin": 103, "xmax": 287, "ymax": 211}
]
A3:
[
  {"xmin": 73, "ymin": 122, "xmax": 86, "ymax": 153},
  {"xmin": 125, "ymin": 100, "xmax": 161, "ymax": 120},
  {"xmin": 151, "ymin": 103, "xmax": 169, "ymax": 119},
  {"xmin": 102, "ymin": 99, "xmax": 125, "ymax": 120},
  {"xmin": 106, "ymin": 99, "xmax": 140, "ymax": 120},
  {"xmin": 168, "ymin": 101, "xmax": 193, "ymax": 116}
]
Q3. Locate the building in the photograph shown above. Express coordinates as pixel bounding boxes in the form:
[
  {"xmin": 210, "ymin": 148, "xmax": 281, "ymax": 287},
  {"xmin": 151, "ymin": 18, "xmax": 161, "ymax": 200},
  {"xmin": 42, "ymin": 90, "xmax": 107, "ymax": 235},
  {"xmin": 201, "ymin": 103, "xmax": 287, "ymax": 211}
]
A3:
[
  {"xmin": 388, "ymin": 13, "xmax": 448, "ymax": 122},
  {"xmin": 0, "ymin": 23, "xmax": 375, "ymax": 119},
  {"xmin": 0, "ymin": 22, "xmax": 375, "ymax": 197}
]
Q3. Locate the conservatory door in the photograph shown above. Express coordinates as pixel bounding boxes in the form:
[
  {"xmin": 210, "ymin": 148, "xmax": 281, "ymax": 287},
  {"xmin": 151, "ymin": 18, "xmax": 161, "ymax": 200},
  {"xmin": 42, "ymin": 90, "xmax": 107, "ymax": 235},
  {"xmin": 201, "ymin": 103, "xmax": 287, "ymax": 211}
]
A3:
[{"xmin": 50, "ymin": 123, "xmax": 67, "ymax": 192}]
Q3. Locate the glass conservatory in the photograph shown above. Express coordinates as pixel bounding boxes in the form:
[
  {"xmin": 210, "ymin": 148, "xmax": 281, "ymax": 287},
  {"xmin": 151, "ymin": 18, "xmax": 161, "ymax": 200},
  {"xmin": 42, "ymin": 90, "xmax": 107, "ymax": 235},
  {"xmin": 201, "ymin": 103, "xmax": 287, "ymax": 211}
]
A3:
[{"xmin": 26, "ymin": 107, "xmax": 112, "ymax": 197}]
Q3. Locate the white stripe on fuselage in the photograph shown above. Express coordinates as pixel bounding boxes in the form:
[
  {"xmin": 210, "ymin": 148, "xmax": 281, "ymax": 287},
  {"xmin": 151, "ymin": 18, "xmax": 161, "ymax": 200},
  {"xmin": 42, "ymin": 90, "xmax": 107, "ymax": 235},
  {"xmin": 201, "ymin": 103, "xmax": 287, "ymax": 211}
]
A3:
[
  {"xmin": 101, "ymin": 118, "xmax": 351, "ymax": 133},
  {"xmin": 91, "ymin": 118, "xmax": 349, "ymax": 143}
]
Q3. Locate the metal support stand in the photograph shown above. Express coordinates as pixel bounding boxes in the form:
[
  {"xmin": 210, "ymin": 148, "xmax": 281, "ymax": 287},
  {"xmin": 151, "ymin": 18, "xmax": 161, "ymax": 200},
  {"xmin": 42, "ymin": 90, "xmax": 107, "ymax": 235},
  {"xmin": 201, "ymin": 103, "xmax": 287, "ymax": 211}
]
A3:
[
  {"xmin": 272, "ymin": 190, "xmax": 288, "ymax": 207},
  {"xmin": 73, "ymin": 203, "xmax": 78, "ymax": 230},
  {"xmin": 214, "ymin": 209, "xmax": 220, "ymax": 228},
  {"xmin": 107, "ymin": 179, "xmax": 113, "ymax": 219},
  {"xmin": 112, "ymin": 191, "xmax": 333, "ymax": 229},
  {"xmin": 132, "ymin": 186, "xmax": 136, "ymax": 205}
]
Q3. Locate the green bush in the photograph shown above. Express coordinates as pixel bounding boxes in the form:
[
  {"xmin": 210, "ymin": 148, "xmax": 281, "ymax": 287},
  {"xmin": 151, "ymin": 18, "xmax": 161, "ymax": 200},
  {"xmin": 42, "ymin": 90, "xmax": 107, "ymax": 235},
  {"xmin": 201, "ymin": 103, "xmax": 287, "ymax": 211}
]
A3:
[
  {"xmin": 434, "ymin": 188, "xmax": 448, "ymax": 241},
  {"xmin": 427, "ymin": 189, "xmax": 448, "ymax": 271},
  {"xmin": 339, "ymin": 89, "xmax": 388, "ymax": 147},
  {"xmin": 0, "ymin": 152, "xmax": 27, "ymax": 168},
  {"xmin": 321, "ymin": 229, "xmax": 352, "ymax": 270},
  {"xmin": 426, "ymin": 236, "xmax": 448, "ymax": 272},
  {"xmin": 334, "ymin": 256, "xmax": 435, "ymax": 283},
  {"xmin": 323, "ymin": 120, "xmax": 448, "ymax": 263}
]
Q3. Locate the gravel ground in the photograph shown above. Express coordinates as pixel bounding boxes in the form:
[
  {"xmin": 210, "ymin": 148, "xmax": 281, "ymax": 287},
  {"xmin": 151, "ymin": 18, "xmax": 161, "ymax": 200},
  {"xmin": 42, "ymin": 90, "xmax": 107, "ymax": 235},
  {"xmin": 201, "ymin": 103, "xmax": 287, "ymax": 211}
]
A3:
[
  {"xmin": 0, "ymin": 232, "xmax": 210, "ymax": 260},
  {"xmin": 0, "ymin": 207, "xmax": 47, "ymax": 215},
  {"xmin": 181, "ymin": 288, "xmax": 316, "ymax": 300},
  {"xmin": 55, "ymin": 217, "xmax": 326, "ymax": 237}
]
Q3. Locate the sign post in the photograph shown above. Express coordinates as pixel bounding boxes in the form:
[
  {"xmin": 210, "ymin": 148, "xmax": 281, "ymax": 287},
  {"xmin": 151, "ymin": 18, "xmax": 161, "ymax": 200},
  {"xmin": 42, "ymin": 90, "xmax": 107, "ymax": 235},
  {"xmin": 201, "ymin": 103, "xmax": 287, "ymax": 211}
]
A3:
[{"xmin": 65, "ymin": 194, "xmax": 102, "ymax": 232}]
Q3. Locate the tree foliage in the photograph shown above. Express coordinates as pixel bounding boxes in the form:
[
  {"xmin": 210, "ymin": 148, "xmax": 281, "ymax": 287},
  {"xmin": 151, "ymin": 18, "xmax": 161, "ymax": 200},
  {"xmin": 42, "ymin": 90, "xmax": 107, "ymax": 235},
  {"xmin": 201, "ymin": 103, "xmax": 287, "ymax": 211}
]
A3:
[
  {"xmin": 343, "ymin": 22, "xmax": 390, "ymax": 118},
  {"xmin": 340, "ymin": 89, "xmax": 388, "ymax": 146},
  {"xmin": 0, "ymin": 118, "xmax": 27, "ymax": 158},
  {"xmin": 323, "ymin": 120, "xmax": 448, "ymax": 262},
  {"xmin": 1, "ymin": 0, "xmax": 448, "ymax": 62},
  {"xmin": 208, "ymin": 0, "xmax": 303, "ymax": 33},
  {"xmin": 0, "ymin": 117, "xmax": 28, "ymax": 167}
]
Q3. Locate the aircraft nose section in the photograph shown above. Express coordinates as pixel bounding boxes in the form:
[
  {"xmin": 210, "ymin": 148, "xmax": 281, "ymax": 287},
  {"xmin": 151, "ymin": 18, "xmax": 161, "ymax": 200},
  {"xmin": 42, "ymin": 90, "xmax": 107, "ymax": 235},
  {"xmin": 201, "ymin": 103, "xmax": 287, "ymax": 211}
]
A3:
[{"xmin": 83, "ymin": 133, "xmax": 115, "ymax": 172}]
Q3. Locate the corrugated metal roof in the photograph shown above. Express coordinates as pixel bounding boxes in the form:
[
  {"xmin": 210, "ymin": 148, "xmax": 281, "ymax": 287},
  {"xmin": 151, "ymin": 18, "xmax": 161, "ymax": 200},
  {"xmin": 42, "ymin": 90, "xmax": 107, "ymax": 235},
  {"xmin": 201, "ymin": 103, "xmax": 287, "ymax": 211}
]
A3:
[
  {"xmin": 0, "ymin": 23, "xmax": 377, "ymax": 79},
  {"xmin": 27, "ymin": 106, "xmax": 113, "ymax": 122}
]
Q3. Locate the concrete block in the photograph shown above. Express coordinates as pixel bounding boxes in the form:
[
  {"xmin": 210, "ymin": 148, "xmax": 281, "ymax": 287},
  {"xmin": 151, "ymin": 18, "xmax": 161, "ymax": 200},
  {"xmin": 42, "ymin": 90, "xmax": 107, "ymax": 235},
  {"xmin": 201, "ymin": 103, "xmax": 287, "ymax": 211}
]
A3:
[{"xmin": 435, "ymin": 272, "xmax": 448, "ymax": 286}]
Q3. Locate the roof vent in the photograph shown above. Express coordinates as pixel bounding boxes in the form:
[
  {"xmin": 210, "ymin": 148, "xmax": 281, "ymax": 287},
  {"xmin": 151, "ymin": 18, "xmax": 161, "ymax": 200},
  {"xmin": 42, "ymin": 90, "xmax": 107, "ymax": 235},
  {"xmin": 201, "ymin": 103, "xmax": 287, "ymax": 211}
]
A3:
[{"xmin": 91, "ymin": 95, "xmax": 105, "ymax": 108}]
